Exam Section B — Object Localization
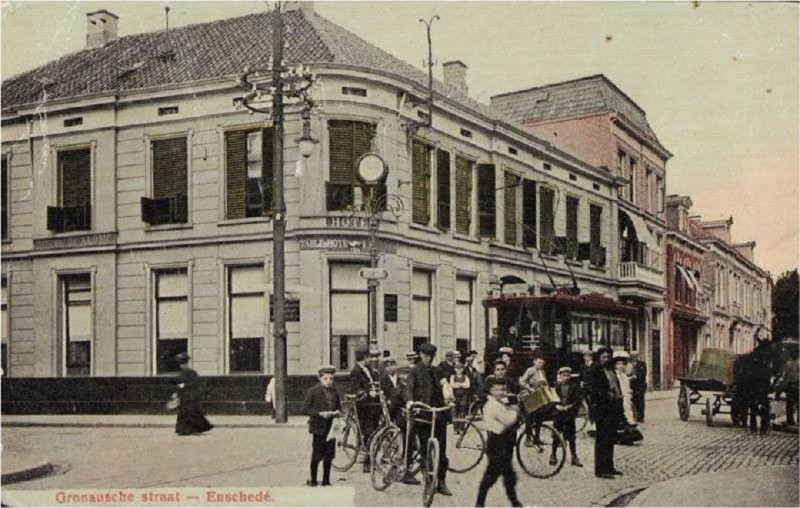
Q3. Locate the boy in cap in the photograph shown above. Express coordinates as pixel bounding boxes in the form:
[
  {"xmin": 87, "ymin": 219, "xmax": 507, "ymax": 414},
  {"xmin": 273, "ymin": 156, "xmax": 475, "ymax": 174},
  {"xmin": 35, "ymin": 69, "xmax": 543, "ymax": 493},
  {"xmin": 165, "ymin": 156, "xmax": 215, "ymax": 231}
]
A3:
[
  {"xmin": 303, "ymin": 365, "xmax": 341, "ymax": 486},
  {"xmin": 380, "ymin": 357, "xmax": 404, "ymax": 425},
  {"xmin": 551, "ymin": 367, "xmax": 583, "ymax": 467},
  {"xmin": 351, "ymin": 348, "xmax": 379, "ymax": 472},
  {"xmin": 475, "ymin": 377, "xmax": 523, "ymax": 507},
  {"xmin": 438, "ymin": 350, "xmax": 457, "ymax": 383}
]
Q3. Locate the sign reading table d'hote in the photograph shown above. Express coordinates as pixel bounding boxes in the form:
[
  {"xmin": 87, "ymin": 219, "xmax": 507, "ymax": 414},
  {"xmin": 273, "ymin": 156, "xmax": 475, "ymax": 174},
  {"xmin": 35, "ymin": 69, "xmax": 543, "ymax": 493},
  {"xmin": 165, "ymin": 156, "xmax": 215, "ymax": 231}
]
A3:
[{"xmin": 298, "ymin": 236, "xmax": 397, "ymax": 254}]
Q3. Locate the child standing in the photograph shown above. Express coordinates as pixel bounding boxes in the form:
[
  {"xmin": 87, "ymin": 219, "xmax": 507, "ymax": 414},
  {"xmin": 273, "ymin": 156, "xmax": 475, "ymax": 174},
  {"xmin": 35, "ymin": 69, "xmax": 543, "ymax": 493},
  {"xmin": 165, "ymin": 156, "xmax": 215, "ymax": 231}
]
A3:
[
  {"xmin": 450, "ymin": 361, "xmax": 471, "ymax": 432},
  {"xmin": 303, "ymin": 365, "xmax": 341, "ymax": 487},
  {"xmin": 551, "ymin": 367, "xmax": 583, "ymax": 467},
  {"xmin": 476, "ymin": 377, "xmax": 523, "ymax": 507}
]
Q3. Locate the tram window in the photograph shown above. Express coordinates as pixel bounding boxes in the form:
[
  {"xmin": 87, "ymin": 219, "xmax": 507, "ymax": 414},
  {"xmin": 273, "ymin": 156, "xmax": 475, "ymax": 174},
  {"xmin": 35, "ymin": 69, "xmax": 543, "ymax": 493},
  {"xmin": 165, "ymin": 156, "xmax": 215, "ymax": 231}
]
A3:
[
  {"xmin": 610, "ymin": 321, "xmax": 625, "ymax": 348},
  {"xmin": 572, "ymin": 317, "xmax": 589, "ymax": 351}
]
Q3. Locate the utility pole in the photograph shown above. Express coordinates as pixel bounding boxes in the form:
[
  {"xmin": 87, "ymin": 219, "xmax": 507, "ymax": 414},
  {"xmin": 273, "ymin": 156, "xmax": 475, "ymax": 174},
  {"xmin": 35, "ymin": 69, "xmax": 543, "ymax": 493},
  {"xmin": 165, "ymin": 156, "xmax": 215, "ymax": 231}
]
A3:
[{"xmin": 271, "ymin": 2, "xmax": 288, "ymax": 424}]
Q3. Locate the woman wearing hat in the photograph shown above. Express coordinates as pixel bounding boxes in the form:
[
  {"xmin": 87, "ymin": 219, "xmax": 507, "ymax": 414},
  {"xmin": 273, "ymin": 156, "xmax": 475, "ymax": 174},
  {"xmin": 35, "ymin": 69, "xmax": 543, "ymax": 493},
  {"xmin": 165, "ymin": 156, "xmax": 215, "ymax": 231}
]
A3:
[
  {"xmin": 174, "ymin": 352, "xmax": 214, "ymax": 436},
  {"xmin": 613, "ymin": 351, "xmax": 636, "ymax": 427}
]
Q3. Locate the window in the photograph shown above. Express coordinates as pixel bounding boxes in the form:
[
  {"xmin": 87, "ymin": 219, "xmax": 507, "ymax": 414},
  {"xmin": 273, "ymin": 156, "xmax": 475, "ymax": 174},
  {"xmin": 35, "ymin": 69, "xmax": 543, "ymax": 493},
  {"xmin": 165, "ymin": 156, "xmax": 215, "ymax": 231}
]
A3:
[
  {"xmin": 141, "ymin": 137, "xmax": 188, "ymax": 225},
  {"xmin": 508, "ymin": 146, "xmax": 518, "ymax": 156},
  {"xmin": 412, "ymin": 140, "xmax": 432, "ymax": 225},
  {"xmin": 228, "ymin": 265, "xmax": 266, "ymax": 373},
  {"xmin": 629, "ymin": 158, "xmax": 637, "ymax": 203},
  {"xmin": 412, "ymin": 269, "xmax": 433, "ymax": 344},
  {"xmin": 327, "ymin": 120, "xmax": 375, "ymax": 211},
  {"xmin": 62, "ymin": 274, "xmax": 92, "ymax": 376},
  {"xmin": 225, "ymin": 128, "xmax": 274, "ymax": 219},
  {"xmin": 565, "ymin": 196, "xmax": 579, "ymax": 259},
  {"xmin": 455, "ymin": 277, "xmax": 473, "ymax": 350},
  {"xmin": 477, "ymin": 163, "xmax": 496, "ymax": 238},
  {"xmin": 1, "ymin": 278, "xmax": 7, "ymax": 377},
  {"xmin": 48, "ymin": 148, "xmax": 91, "ymax": 233},
  {"xmin": 522, "ymin": 179, "xmax": 537, "ymax": 248},
  {"xmin": 539, "ymin": 187, "xmax": 555, "ymax": 254},
  {"xmin": 455, "ymin": 156, "xmax": 473, "ymax": 236},
  {"xmin": 329, "ymin": 263, "xmax": 369, "ymax": 370},
  {"xmin": 341, "ymin": 87, "xmax": 367, "ymax": 97},
  {"xmin": 645, "ymin": 168, "xmax": 652, "ymax": 213},
  {"xmin": 154, "ymin": 270, "xmax": 188, "ymax": 374},
  {"xmin": 504, "ymin": 172, "xmax": 519, "ymax": 245},
  {"xmin": 436, "ymin": 150, "xmax": 450, "ymax": 231},
  {"xmin": 459, "ymin": 128, "xmax": 472, "ymax": 138},
  {"xmin": 158, "ymin": 106, "xmax": 179, "ymax": 116},
  {"xmin": 2, "ymin": 156, "xmax": 8, "ymax": 240},
  {"xmin": 64, "ymin": 117, "xmax": 83, "ymax": 127},
  {"xmin": 656, "ymin": 176, "xmax": 664, "ymax": 215},
  {"xmin": 588, "ymin": 204, "xmax": 604, "ymax": 266}
]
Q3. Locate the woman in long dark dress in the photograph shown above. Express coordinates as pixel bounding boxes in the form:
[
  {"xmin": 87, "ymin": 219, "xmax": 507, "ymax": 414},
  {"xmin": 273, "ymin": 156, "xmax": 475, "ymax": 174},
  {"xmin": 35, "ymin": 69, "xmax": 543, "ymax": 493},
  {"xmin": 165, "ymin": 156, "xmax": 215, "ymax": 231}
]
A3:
[{"xmin": 175, "ymin": 352, "xmax": 214, "ymax": 436}]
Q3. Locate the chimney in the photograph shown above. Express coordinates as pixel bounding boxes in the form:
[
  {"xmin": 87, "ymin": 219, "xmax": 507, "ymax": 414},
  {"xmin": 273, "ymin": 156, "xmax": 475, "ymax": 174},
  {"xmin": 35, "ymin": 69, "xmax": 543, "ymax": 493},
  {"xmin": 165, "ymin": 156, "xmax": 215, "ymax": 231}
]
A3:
[
  {"xmin": 442, "ymin": 60, "xmax": 468, "ymax": 95},
  {"xmin": 86, "ymin": 10, "xmax": 119, "ymax": 49}
]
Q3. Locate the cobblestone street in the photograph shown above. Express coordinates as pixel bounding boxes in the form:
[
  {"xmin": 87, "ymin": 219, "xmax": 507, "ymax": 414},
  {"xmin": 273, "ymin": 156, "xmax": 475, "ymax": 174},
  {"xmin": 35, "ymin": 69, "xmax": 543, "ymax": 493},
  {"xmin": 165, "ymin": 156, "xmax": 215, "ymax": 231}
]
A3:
[{"xmin": 3, "ymin": 396, "xmax": 798, "ymax": 506}]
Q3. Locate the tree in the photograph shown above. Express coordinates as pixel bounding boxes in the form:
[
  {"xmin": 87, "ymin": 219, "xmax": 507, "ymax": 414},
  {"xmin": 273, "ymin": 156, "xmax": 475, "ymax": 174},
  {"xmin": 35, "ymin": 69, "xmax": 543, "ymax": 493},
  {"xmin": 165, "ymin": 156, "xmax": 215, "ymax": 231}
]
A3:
[{"xmin": 772, "ymin": 269, "xmax": 799, "ymax": 340}]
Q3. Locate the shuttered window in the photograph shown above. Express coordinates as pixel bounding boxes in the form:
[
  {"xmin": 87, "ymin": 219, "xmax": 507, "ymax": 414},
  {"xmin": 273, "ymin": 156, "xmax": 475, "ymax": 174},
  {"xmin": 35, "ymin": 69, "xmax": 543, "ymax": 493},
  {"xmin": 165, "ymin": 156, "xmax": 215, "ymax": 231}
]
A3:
[
  {"xmin": 436, "ymin": 150, "xmax": 450, "ymax": 231},
  {"xmin": 504, "ymin": 172, "xmax": 519, "ymax": 245},
  {"xmin": 412, "ymin": 140, "xmax": 432, "ymax": 225},
  {"xmin": 565, "ymin": 196, "xmax": 579, "ymax": 259},
  {"xmin": 1, "ymin": 157, "xmax": 8, "ymax": 240},
  {"xmin": 477, "ymin": 163, "xmax": 496, "ymax": 238},
  {"xmin": 327, "ymin": 120, "xmax": 375, "ymax": 211},
  {"xmin": 539, "ymin": 186, "xmax": 555, "ymax": 254},
  {"xmin": 522, "ymin": 179, "xmax": 537, "ymax": 248},
  {"xmin": 142, "ymin": 137, "xmax": 188, "ymax": 225},
  {"xmin": 455, "ymin": 156, "xmax": 473, "ymax": 236},
  {"xmin": 49, "ymin": 149, "xmax": 92, "ymax": 232},
  {"xmin": 225, "ymin": 128, "xmax": 274, "ymax": 219}
]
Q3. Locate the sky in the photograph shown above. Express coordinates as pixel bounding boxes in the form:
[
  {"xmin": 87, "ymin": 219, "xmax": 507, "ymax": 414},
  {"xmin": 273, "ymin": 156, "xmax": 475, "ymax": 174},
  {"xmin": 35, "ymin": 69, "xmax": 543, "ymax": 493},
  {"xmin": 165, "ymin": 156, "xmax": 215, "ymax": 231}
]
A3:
[{"xmin": 1, "ymin": 1, "xmax": 798, "ymax": 275}]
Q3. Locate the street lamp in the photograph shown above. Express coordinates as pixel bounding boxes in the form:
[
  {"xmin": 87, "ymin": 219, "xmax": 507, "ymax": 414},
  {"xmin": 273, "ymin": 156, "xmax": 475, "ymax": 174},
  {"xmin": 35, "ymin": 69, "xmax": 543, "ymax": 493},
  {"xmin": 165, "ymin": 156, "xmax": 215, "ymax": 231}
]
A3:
[{"xmin": 233, "ymin": 2, "xmax": 317, "ymax": 424}]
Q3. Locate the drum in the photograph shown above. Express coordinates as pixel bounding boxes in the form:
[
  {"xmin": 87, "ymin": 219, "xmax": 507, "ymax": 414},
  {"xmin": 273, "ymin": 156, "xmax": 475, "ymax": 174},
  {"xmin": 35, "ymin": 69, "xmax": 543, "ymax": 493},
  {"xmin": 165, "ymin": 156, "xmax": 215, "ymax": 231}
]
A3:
[{"xmin": 522, "ymin": 386, "xmax": 560, "ymax": 414}]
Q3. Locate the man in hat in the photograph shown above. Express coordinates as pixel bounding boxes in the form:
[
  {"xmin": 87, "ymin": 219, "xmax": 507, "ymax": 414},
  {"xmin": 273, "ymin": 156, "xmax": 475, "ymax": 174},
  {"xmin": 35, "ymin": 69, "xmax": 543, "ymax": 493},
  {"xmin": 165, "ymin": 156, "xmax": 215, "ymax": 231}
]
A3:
[
  {"xmin": 174, "ymin": 352, "xmax": 214, "ymax": 436},
  {"xmin": 351, "ymin": 348, "xmax": 379, "ymax": 472},
  {"xmin": 404, "ymin": 351, "xmax": 419, "ymax": 369},
  {"xmin": 628, "ymin": 353, "xmax": 648, "ymax": 423},
  {"xmin": 304, "ymin": 365, "xmax": 341, "ymax": 486},
  {"xmin": 402, "ymin": 343, "xmax": 452, "ymax": 496},
  {"xmin": 485, "ymin": 359, "xmax": 521, "ymax": 397},
  {"xmin": 438, "ymin": 350, "xmax": 457, "ymax": 384},
  {"xmin": 587, "ymin": 347, "xmax": 623, "ymax": 479},
  {"xmin": 465, "ymin": 349, "xmax": 484, "ymax": 400},
  {"xmin": 579, "ymin": 350, "xmax": 596, "ymax": 431},
  {"xmin": 368, "ymin": 349, "xmax": 382, "ymax": 379},
  {"xmin": 498, "ymin": 346, "xmax": 514, "ymax": 376},
  {"xmin": 551, "ymin": 367, "xmax": 583, "ymax": 467},
  {"xmin": 380, "ymin": 356, "xmax": 404, "ymax": 425}
]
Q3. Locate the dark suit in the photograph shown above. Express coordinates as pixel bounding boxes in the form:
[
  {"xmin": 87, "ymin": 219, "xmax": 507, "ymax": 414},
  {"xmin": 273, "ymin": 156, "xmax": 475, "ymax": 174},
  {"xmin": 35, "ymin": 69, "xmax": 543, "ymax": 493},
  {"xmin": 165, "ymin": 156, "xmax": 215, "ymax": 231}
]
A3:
[
  {"xmin": 588, "ymin": 362, "xmax": 622, "ymax": 475},
  {"xmin": 351, "ymin": 365, "xmax": 380, "ymax": 450},
  {"xmin": 404, "ymin": 362, "xmax": 449, "ymax": 480},
  {"xmin": 553, "ymin": 382, "xmax": 582, "ymax": 443},
  {"xmin": 629, "ymin": 360, "xmax": 647, "ymax": 422},
  {"xmin": 303, "ymin": 383, "xmax": 342, "ymax": 485},
  {"xmin": 380, "ymin": 372, "xmax": 404, "ymax": 424},
  {"xmin": 466, "ymin": 364, "xmax": 484, "ymax": 399}
]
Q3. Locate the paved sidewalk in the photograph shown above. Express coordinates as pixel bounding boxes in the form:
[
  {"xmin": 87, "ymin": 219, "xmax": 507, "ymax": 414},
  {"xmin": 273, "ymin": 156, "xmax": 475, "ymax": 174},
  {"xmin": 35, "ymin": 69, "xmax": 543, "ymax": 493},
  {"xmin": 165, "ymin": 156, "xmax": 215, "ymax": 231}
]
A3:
[
  {"xmin": 1, "ymin": 451, "xmax": 54, "ymax": 485},
  {"xmin": 2, "ymin": 414, "xmax": 306, "ymax": 428},
  {"xmin": 629, "ymin": 465, "xmax": 799, "ymax": 506}
]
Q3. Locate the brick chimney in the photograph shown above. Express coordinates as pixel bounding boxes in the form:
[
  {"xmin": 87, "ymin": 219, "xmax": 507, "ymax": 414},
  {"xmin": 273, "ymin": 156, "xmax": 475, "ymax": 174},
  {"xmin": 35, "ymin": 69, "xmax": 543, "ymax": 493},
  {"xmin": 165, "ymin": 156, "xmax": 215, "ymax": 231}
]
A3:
[
  {"xmin": 443, "ymin": 60, "xmax": 468, "ymax": 95},
  {"xmin": 86, "ymin": 10, "xmax": 119, "ymax": 49}
]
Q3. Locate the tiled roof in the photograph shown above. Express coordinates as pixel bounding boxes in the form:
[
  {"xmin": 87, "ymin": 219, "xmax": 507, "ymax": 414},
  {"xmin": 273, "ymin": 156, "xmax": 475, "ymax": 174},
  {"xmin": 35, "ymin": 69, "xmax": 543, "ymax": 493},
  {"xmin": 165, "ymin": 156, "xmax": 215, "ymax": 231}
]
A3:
[
  {"xmin": 490, "ymin": 75, "xmax": 663, "ymax": 148},
  {"xmin": 2, "ymin": 8, "xmax": 492, "ymax": 118}
]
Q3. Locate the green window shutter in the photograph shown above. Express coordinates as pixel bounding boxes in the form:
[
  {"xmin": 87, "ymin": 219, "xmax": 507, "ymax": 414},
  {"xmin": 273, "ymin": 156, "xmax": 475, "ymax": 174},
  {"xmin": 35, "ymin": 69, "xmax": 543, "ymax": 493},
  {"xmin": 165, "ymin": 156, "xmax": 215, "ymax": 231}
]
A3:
[
  {"xmin": 455, "ymin": 156, "xmax": 472, "ymax": 235},
  {"xmin": 412, "ymin": 140, "xmax": 431, "ymax": 225},
  {"xmin": 540, "ymin": 187, "xmax": 555, "ymax": 254},
  {"xmin": 327, "ymin": 120, "xmax": 374, "ymax": 211},
  {"xmin": 477, "ymin": 163, "xmax": 496, "ymax": 238},
  {"xmin": 262, "ymin": 127, "xmax": 275, "ymax": 214},
  {"xmin": 590, "ymin": 204, "xmax": 602, "ymax": 247},
  {"xmin": 436, "ymin": 149, "xmax": 450, "ymax": 231},
  {"xmin": 225, "ymin": 130, "xmax": 247, "ymax": 220},
  {"xmin": 522, "ymin": 179, "xmax": 537, "ymax": 248},
  {"xmin": 59, "ymin": 148, "xmax": 91, "ymax": 208},
  {"xmin": 152, "ymin": 137, "xmax": 187, "ymax": 200},
  {"xmin": 504, "ymin": 172, "xmax": 518, "ymax": 245},
  {"xmin": 566, "ymin": 196, "xmax": 579, "ymax": 259}
]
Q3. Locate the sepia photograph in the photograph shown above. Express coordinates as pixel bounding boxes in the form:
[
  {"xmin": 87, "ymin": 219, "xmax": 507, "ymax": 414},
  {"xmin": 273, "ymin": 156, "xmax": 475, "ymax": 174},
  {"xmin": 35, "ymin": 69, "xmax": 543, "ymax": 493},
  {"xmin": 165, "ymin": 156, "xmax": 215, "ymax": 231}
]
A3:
[{"xmin": 0, "ymin": 1, "xmax": 797, "ymax": 506}]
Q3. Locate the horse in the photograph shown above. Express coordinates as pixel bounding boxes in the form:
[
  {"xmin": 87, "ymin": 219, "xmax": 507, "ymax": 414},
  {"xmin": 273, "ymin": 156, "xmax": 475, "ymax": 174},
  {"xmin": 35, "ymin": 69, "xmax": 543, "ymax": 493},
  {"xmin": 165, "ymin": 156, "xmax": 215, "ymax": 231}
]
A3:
[{"xmin": 732, "ymin": 341, "xmax": 775, "ymax": 433}]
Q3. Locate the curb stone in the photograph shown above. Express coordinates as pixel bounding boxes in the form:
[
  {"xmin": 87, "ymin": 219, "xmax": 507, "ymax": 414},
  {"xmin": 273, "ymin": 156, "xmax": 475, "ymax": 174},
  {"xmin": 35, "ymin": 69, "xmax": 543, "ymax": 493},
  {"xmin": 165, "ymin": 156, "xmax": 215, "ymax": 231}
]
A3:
[
  {"xmin": 592, "ymin": 484, "xmax": 650, "ymax": 507},
  {"xmin": 1, "ymin": 461, "xmax": 55, "ymax": 485}
]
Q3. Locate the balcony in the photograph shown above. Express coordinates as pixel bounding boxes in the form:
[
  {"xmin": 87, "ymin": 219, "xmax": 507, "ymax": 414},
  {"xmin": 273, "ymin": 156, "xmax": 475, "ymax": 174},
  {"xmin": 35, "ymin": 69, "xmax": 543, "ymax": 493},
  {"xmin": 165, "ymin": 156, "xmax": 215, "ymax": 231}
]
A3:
[{"xmin": 618, "ymin": 261, "xmax": 665, "ymax": 300}]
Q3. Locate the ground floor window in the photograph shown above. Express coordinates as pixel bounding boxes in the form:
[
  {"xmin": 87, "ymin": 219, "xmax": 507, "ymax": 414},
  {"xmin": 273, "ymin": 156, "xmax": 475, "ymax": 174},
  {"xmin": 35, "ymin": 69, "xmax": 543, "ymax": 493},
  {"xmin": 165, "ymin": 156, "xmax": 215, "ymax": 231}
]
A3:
[
  {"xmin": 455, "ymin": 277, "xmax": 473, "ymax": 352},
  {"xmin": 228, "ymin": 265, "xmax": 266, "ymax": 373},
  {"xmin": 412, "ymin": 269, "xmax": 433, "ymax": 344},
  {"xmin": 330, "ymin": 263, "xmax": 368, "ymax": 371},
  {"xmin": 62, "ymin": 273, "xmax": 92, "ymax": 376},
  {"xmin": 155, "ymin": 270, "xmax": 188, "ymax": 374},
  {"xmin": 1, "ymin": 277, "xmax": 7, "ymax": 377}
]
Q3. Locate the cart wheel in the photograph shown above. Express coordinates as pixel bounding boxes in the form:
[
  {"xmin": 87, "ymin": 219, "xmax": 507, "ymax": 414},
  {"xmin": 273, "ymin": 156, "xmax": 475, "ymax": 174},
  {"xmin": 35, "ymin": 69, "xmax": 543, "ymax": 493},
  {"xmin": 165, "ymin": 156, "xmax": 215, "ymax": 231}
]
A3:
[
  {"xmin": 705, "ymin": 398, "xmax": 713, "ymax": 427},
  {"xmin": 678, "ymin": 385, "xmax": 690, "ymax": 421}
]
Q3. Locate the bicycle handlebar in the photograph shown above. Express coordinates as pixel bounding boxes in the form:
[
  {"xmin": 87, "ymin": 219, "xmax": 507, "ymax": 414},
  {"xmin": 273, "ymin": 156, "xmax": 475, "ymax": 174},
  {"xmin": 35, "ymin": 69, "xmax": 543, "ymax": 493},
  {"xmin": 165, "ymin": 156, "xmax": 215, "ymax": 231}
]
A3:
[{"xmin": 408, "ymin": 402, "xmax": 451, "ymax": 413}]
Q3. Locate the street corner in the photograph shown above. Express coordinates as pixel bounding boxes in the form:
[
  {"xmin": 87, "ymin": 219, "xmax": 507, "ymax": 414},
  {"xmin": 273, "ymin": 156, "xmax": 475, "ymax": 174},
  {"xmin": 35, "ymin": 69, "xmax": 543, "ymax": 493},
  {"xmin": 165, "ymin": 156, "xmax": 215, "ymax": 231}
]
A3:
[{"xmin": 1, "ymin": 452, "xmax": 56, "ymax": 485}]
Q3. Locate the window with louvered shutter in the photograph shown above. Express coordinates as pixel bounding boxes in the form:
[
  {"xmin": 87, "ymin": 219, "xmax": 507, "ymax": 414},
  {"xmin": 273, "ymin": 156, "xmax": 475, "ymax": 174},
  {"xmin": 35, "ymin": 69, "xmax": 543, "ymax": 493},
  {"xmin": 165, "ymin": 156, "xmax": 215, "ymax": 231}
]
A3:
[
  {"xmin": 54, "ymin": 148, "xmax": 92, "ymax": 232},
  {"xmin": 2, "ymin": 157, "xmax": 8, "ymax": 240},
  {"xmin": 522, "ymin": 179, "xmax": 536, "ymax": 248},
  {"xmin": 540, "ymin": 187, "xmax": 555, "ymax": 254},
  {"xmin": 565, "ymin": 196, "xmax": 579, "ymax": 259},
  {"xmin": 225, "ymin": 128, "xmax": 274, "ymax": 219},
  {"xmin": 455, "ymin": 156, "xmax": 472, "ymax": 235},
  {"xmin": 327, "ymin": 120, "xmax": 375, "ymax": 211},
  {"xmin": 477, "ymin": 163, "xmax": 496, "ymax": 238},
  {"xmin": 412, "ymin": 140, "xmax": 431, "ymax": 225},
  {"xmin": 150, "ymin": 137, "xmax": 188, "ymax": 224},
  {"xmin": 590, "ymin": 203, "xmax": 603, "ymax": 265},
  {"xmin": 436, "ymin": 150, "xmax": 450, "ymax": 231},
  {"xmin": 504, "ymin": 172, "xmax": 518, "ymax": 245},
  {"xmin": 225, "ymin": 130, "xmax": 247, "ymax": 219}
]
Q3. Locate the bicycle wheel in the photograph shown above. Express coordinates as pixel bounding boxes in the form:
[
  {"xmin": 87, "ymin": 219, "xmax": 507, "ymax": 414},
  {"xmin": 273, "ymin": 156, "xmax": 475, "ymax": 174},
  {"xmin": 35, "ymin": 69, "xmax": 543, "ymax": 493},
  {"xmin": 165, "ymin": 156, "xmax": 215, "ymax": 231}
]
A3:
[
  {"xmin": 447, "ymin": 420, "xmax": 485, "ymax": 473},
  {"xmin": 516, "ymin": 422, "xmax": 566, "ymax": 479},
  {"xmin": 332, "ymin": 417, "xmax": 361, "ymax": 472},
  {"xmin": 422, "ymin": 438, "xmax": 439, "ymax": 508},
  {"xmin": 574, "ymin": 399, "xmax": 590, "ymax": 433},
  {"xmin": 370, "ymin": 426, "xmax": 403, "ymax": 491}
]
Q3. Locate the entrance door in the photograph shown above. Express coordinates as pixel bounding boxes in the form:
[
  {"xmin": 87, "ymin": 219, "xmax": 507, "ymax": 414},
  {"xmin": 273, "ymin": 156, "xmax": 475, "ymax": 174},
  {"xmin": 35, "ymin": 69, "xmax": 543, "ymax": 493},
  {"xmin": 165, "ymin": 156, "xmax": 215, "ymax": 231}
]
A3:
[{"xmin": 651, "ymin": 330, "xmax": 661, "ymax": 389}]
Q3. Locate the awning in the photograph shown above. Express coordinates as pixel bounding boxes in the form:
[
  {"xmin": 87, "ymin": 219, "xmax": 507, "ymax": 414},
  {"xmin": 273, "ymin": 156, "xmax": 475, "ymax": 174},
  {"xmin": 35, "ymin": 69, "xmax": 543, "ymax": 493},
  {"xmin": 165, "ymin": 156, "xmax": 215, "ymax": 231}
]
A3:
[
  {"xmin": 677, "ymin": 265, "xmax": 696, "ymax": 291},
  {"xmin": 685, "ymin": 267, "xmax": 700, "ymax": 291},
  {"xmin": 627, "ymin": 211, "xmax": 658, "ymax": 248}
]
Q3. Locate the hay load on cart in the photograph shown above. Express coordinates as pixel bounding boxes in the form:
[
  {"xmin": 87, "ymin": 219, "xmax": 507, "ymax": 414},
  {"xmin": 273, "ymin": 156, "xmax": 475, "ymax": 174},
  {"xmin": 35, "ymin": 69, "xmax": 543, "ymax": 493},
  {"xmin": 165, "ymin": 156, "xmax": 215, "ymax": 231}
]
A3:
[{"xmin": 677, "ymin": 348, "xmax": 745, "ymax": 426}]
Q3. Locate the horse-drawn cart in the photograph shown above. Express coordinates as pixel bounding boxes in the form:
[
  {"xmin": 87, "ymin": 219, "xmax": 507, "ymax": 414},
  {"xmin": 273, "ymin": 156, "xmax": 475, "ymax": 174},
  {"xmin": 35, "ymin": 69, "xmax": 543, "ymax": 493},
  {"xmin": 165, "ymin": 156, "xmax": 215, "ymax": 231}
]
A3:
[{"xmin": 677, "ymin": 348, "xmax": 745, "ymax": 427}]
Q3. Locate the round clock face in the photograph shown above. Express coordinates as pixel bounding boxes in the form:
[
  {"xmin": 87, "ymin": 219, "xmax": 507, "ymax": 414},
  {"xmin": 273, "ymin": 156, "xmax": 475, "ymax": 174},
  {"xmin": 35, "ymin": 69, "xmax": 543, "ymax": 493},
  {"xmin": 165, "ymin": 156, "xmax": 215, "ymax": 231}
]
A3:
[{"xmin": 357, "ymin": 153, "xmax": 387, "ymax": 184}]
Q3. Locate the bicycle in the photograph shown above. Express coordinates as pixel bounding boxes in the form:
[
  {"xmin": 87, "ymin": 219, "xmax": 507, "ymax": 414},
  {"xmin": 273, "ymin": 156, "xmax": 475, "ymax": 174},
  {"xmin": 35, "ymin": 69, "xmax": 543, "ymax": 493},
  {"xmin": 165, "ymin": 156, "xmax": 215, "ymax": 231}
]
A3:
[
  {"xmin": 574, "ymin": 397, "xmax": 591, "ymax": 434},
  {"xmin": 333, "ymin": 382, "xmax": 389, "ymax": 472},
  {"xmin": 447, "ymin": 395, "xmax": 486, "ymax": 473},
  {"xmin": 515, "ymin": 405, "xmax": 567, "ymax": 479},
  {"xmin": 408, "ymin": 402, "xmax": 451, "ymax": 507}
]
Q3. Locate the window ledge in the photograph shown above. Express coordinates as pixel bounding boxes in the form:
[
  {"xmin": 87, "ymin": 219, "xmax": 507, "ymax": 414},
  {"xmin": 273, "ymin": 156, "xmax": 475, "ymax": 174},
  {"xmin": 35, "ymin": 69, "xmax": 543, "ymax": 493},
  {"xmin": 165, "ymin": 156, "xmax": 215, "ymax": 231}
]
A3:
[
  {"xmin": 145, "ymin": 223, "xmax": 193, "ymax": 232},
  {"xmin": 541, "ymin": 254, "xmax": 560, "ymax": 262},
  {"xmin": 1, "ymin": 239, "xmax": 10, "ymax": 245},
  {"xmin": 489, "ymin": 241, "xmax": 529, "ymax": 255},
  {"xmin": 218, "ymin": 217, "xmax": 272, "ymax": 227},
  {"xmin": 409, "ymin": 222, "xmax": 441, "ymax": 235},
  {"xmin": 589, "ymin": 264, "xmax": 606, "ymax": 272},
  {"xmin": 452, "ymin": 233, "xmax": 480, "ymax": 244},
  {"xmin": 566, "ymin": 259, "xmax": 582, "ymax": 267},
  {"xmin": 48, "ymin": 229, "xmax": 95, "ymax": 238}
]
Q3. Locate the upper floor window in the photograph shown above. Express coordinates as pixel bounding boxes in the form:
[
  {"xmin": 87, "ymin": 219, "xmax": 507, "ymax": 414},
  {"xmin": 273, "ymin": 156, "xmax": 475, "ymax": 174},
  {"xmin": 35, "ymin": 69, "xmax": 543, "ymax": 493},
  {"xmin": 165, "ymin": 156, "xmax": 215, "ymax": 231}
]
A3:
[
  {"xmin": 477, "ymin": 163, "xmax": 496, "ymax": 238},
  {"xmin": 412, "ymin": 140, "xmax": 432, "ymax": 226},
  {"xmin": 564, "ymin": 196, "xmax": 579, "ymax": 259},
  {"xmin": 142, "ymin": 137, "xmax": 188, "ymax": 225},
  {"xmin": 504, "ymin": 172, "xmax": 519, "ymax": 246},
  {"xmin": 455, "ymin": 156, "xmax": 473, "ymax": 236},
  {"xmin": 48, "ymin": 148, "xmax": 92, "ymax": 233},
  {"xmin": 2, "ymin": 156, "xmax": 8, "ymax": 240},
  {"xmin": 539, "ymin": 186, "xmax": 556, "ymax": 254},
  {"xmin": 628, "ymin": 158, "xmax": 637, "ymax": 203},
  {"xmin": 521, "ymin": 179, "xmax": 537, "ymax": 248},
  {"xmin": 583, "ymin": 203, "xmax": 605, "ymax": 266},
  {"xmin": 225, "ymin": 128, "xmax": 274, "ymax": 219},
  {"xmin": 326, "ymin": 120, "xmax": 376, "ymax": 211},
  {"xmin": 436, "ymin": 150, "xmax": 451, "ymax": 231}
]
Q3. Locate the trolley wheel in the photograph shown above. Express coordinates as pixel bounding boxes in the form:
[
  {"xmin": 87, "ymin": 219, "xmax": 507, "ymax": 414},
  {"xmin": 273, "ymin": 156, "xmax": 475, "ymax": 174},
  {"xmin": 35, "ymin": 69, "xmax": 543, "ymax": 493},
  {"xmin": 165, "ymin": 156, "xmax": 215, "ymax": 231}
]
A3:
[
  {"xmin": 370, "ymin": 426, "xmax": 403, "ymax": 491},
  {"xmin": 447, "ymin": 420, "xmax": 486, "ymax": 473},
  {"xmin": 678, "ymin": 385, "xmax": 690, "ymax": 421},
  {"xmin": 515, "ymin": 422, "xmax": 566, "ymax": 479},
  {"xmin": 332, "ymin": 417, "xmax": 361, "ymax": 472},
  {"xmin": 705, "ymin": 398, "xmax": 713, "ymax": 427},
  {"xmin": 422, "ymin": 438, "xmax": 440, "ymax": 507},
  {"xmin": 574, "ymin": 399, "xmax": 590, "ymax": 433}
]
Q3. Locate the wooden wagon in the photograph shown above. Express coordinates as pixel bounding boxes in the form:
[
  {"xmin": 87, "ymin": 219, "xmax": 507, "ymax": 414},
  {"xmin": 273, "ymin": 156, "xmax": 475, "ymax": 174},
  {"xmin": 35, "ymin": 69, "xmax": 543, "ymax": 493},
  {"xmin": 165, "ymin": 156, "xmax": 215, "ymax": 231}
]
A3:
[{"xmin": 676, "ymin": 348, "xmax": 746, "ymax": 427}]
